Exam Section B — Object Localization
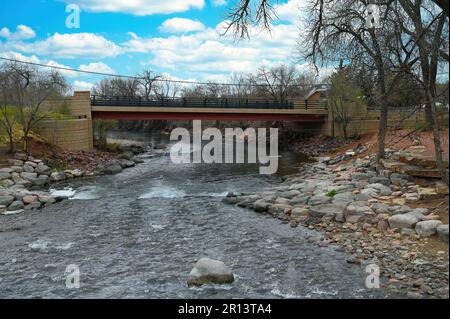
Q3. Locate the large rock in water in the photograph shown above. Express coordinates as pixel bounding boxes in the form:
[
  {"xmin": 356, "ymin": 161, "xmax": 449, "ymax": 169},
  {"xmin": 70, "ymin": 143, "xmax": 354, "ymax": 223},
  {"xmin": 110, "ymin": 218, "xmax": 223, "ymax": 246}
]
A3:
[
  {"xmin": 187, "ymin": 258, "xmax": 234, "ymax": 287},
  {"xmin": 104, "ymin": 163, "xmax": 123, "ymax": 175}
]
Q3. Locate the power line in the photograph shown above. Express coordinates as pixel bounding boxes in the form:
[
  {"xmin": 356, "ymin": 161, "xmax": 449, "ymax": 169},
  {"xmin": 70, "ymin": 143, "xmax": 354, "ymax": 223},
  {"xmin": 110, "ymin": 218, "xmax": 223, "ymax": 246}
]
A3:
[{"xmin": 0, "ymin": 56, "xmax": 325, "ymax": 88}]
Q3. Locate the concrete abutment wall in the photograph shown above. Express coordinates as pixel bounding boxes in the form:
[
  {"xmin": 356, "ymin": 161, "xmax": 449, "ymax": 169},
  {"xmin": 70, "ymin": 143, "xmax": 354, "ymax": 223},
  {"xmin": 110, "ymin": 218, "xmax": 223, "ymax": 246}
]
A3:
[{"xmin": 38, "ymin": 91, "xmax": 93, "ymax": 151}]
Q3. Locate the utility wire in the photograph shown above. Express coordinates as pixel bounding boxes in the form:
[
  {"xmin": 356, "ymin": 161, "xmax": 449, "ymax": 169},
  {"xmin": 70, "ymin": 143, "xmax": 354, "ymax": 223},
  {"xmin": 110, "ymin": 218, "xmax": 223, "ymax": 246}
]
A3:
[{"xmin": 0, "ymin": 56, "xmax": 327, "ymax": 88}]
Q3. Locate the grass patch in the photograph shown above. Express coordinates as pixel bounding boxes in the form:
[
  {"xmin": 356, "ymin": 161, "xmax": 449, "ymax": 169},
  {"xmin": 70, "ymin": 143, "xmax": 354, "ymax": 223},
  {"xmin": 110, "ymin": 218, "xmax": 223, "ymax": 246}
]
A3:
[{"xmin": 326, "ymin": 190, "xmax": 338, "ymax": 198}]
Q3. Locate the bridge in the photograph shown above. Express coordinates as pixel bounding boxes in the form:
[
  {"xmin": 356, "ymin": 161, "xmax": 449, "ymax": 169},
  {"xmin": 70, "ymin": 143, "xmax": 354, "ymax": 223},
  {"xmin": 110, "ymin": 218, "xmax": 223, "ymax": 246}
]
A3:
[
  {"xmin": 90, "ymin": 95, "xmax": 328, "ymax": 122},
  {"xmin": 41, "ymin": 91, "xmax": 331, "ymax": 151}
]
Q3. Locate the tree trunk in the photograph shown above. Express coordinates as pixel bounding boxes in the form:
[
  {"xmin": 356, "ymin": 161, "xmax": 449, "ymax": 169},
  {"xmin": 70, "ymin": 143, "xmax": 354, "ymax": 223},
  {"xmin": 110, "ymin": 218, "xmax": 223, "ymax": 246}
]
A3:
[
  {"xmin": 424, "ymin": 104, "xmax": 433, "ymax": 130},
  {"xmin": 8, "ymin": 133, "xmax": 14, "ymax": 153},
  {"xmin": 428, "ymin": 92, "xmax": 449, "ymax": 185},
  {"xmin": 377, "ymin": 104, "xmax": 388, "ymax": 161}
]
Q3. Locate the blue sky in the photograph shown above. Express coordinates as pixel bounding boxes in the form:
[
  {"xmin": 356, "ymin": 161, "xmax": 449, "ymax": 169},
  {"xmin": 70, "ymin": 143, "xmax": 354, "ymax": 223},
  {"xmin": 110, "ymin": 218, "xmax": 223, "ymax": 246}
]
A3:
[{"xmin": 0, "ymin": 0, "xmax": 314, "ymax": 91}]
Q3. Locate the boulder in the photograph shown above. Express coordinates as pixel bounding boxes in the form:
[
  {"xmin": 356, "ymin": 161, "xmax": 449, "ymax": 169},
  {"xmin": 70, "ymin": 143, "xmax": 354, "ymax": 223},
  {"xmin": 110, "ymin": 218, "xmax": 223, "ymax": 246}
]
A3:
[
  {"xmin": 64, "ymin": 169, "xmax": 83, "ymax": 178},
  {"xmin": 436, "ymin": 181, "xmax": 449, "ymax": 195},
  {"xmin": 50, "ymin": 172, "xmax": 66, "ymax": 182},
  {"xmin": 39, "ymin": 195, "xmax": 57, "ymax": 204},
  {"xmin": 13, "ymin": 178, "xmax": 32, "ymax": 187},
  {"xmin": 0, "ymin": 179, "xmax": 15, "ymax": 188},
  {"xmin": 253, "ymin": 200, "xmax": 270, "ymax": 212},
  {"xmin": 404, "ymin": 193, "xmax": 419, "ymax": 203},
  {"xmin": 0, "ymin": 205, "xmax": 6, "ymax": 213},
  {"xmin": 289, "ymin": 194, "xmax": 310, "ymax": 205},
  {"xmin": 24, "ymin": 161, "xmax": 37, "ymax": 168},
  {"xmin": 418, "ymin": 187, "xmax": 438, "ymax": 199},
  {"xmin": 10, "ymin": 166, "xmax": 23, "ymax": 173},
  {"xmin": 278, "ymin": 190, "xmax": 301, "ymax": 199},
  {"xmin": 0, "ymin": 195, "xmax": 15, "ymax": 206},
  {"xmin": 8, "ymin": 200, "xmax": 24, "ymax": 211},
  {"xmin": 35, "ymin": 164, "xmax": 51, "ymax": 175},
  {"xmin": 309, "ymin": 204, "xmax": 343, "ymax": 219},
  {"xmin": 369, "ymin": 176, "xmax": 391, "ymax": 186},
  {"xmin": 364, "ymin": 183, "xmax": 393, "ymax": 196},
  {"xmin": 0, "ymin": 172, "xmax": 11, "ymax": 180},
  {"xmin": 290, "ymin": 207, "xmax": 310, "ymax": 221},
  {"xmin": 308, "ymin": 194, "xmax": 330, "ymax": 206},
  {"xmin": 268, "ymin": 204, "xmax": 292, "ymax": 215},
  {"xmin": 415, "ymin": 220, "xmax": 443, "ymax": 237},
  {"xmin": 344, "ymin": 202, "xmax": 374, "ymax": 223},
  {"xmin": 331, "ymin": 192, "xmax": 355, "ymax": 206},
  {"xmin": 118, "ymin": 159, "xmax": 136, "ymax": 168},
  {"xmin": 371, "ymin": 203, "xmax": 390, "ymax": 214},
  {"xmin": 29, "ymin": 175, "xmax": 50, "ymax": 187},
  {"xmin": 20, "ymin": 172, "xmax": 37, "ymax": 180},
  {"xmin": 396, "ymin": 152, "xmax": 448, "ymax": 169},
  {"xmin": 390, "ymin": 173, "xmax": 412, "ymax": 187},
  {"xmin": 274, "ymin": 197, "xmax": 290, "ymax": 205},
  {"xmin": 437, "ymin": 225, "xmax": 449, "ymax": 243},
  {"xmin": 351, "ymin": 173, "xmax": 372, "ymax": 181},
  {"xmin": 389, "ymin": 205, "xmax": 412, "ymax": 215},
  {"xmin": 388, "ymin": 214, "xmax": 419, "ymax": 229},
  {"xmin": 23, "ymin": 165, "xmax": 35, "ymax": 173},
  {"xmin": 104, "ymin": 163, "xmax": 123, "ymax": 175},
  {"xmin": 118, "ymin": 151, "xmax": 135, "ymax": 160},
  {"xmin": 23, "ymin": 195, "xmax": 38, "ymax": 204},
  {"xmin": 187, "ymin": 258, "xmax": 234, "ymax": 287},
  {"xmin": 360, "ymin": 188, "xmax": 378, "ymax": 199}
]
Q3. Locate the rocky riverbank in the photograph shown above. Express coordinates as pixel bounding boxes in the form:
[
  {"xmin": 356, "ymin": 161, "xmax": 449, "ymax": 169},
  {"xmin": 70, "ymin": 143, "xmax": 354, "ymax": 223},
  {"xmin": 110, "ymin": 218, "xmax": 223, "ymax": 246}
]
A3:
[
  {"xmin": 0, "ymin": 145, "xmax": 147, "ymax": 214},
  {"xmin": 225, "ymin": 149, "xmax": 449, "ymax": 299}
]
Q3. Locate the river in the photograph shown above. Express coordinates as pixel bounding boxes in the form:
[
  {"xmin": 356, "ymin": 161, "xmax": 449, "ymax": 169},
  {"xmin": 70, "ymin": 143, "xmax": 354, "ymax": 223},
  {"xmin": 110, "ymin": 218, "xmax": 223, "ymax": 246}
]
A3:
[{"xmin": 0, "ymin": 131, "xmax": 387, "ymax": 298}]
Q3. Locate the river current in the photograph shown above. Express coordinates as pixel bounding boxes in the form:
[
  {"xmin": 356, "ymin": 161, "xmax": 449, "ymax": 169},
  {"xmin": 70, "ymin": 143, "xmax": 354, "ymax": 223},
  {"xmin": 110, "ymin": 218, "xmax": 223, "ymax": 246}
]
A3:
[{"xmin": 0, "ymin": 131, "xmax": 386, "ymax": 298}]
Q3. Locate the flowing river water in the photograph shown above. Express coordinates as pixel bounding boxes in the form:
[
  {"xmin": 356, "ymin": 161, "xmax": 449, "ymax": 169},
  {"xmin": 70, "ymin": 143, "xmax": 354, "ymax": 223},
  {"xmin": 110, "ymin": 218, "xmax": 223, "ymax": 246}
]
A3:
[{"xmin": 0, "ymin": 131, "xmax": 387, "ymax": 299}]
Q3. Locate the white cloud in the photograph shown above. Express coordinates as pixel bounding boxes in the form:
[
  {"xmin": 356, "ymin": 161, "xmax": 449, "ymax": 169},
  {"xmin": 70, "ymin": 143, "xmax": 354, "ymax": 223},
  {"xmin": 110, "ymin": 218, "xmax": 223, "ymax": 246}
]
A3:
[
  {"xmin": 12, "ymin": 32, "xmax": 123, "ymax": 59},
  {"xmin": 124, "ymin": 21, "xmax": 304, "ymax": 79},
  {"xmin": 46, "ymin": 60, "xmax": 78, "ymax": 77},
  {"xmin": 0, "ymin": 51, "xmax": 40, "ymax": 63},
  {"xmin": 275, "ymin": 0, "xmax": 308, "ymax": 23},
  {"xmin": 61, "ymin": 0, "xmax": 204, "ymax": 16},
  {"xmin": 0, "ymin": 25, "xmax": 36, "ymax": 40},
  {"xmin": 212, "ymin": 0, "xmax": 227, "ymax": 7},
  {"xmin": 72, "ymin": 80, "xmax": 95, "ymax": 91},
  {"xmin": 0, "ymin": 28, "xmax": 11, "ymax": 38},
  {"xmin": 159, "ymin": 18, "xmax": 206, "ymax": 34},
  {"xmin": 72, "ymin": 81, "xmax": 95, "ymax": 91},
  {"xmin": 0, "ymin": 51, "xmax": 79, "ymax": 77},
  {"xmin": 79, "ymin": 62, "xmax": 115, "ymax": 74}
]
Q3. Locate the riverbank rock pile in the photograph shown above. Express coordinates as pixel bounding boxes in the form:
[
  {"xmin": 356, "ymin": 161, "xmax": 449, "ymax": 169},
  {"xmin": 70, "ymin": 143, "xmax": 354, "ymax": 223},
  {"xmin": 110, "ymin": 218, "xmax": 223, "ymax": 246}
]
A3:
[
  {"xmin": 288, "ymin": 135, "xmax": 354, "ymax": 157},
  {"xmin": 225, "ymin": 150, "xmax": 449, "ymax": 298},
  {"xmin": 0, "ymin": 146, "xmax": 146, "ymax": 214}
]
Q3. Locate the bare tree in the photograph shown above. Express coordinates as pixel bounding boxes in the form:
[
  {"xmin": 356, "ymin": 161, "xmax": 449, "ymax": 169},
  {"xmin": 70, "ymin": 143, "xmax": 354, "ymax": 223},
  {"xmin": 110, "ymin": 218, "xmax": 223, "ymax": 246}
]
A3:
[
  {"xmin": 398, "ymin": 0, "xmax": 449, "ymax": 184},
  {"xmin": 154, "ymin": 75, "xmax": 181, "ymax": 99},
  {"xmin": 0, "ymin": 64, "xmax": 18, "ymax": 153},
  {"xmin": 138, "ymin": 70, "xmax": 161, "ymax": 99},
  {"xmin": 2, "ymin": 62, "xmax": 67, "ymax": 152},
  {"xmin": 328, "ymin": 66, "xmax": 366, "ymax": 139}
]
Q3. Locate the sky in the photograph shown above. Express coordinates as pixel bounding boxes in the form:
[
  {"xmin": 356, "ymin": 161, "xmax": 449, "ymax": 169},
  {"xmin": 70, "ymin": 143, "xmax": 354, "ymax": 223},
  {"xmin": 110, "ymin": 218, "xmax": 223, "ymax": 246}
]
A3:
[{"xmin": 0, "ymin": 0, "xmax": 317, "ymax": 92}]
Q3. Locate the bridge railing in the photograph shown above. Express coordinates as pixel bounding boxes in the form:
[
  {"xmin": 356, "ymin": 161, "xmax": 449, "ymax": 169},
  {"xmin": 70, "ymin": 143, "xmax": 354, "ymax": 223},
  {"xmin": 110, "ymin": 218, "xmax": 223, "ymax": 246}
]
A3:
[{"xmin": 90, "ymin": 95, "xmax": 303, "ymax": 110}]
